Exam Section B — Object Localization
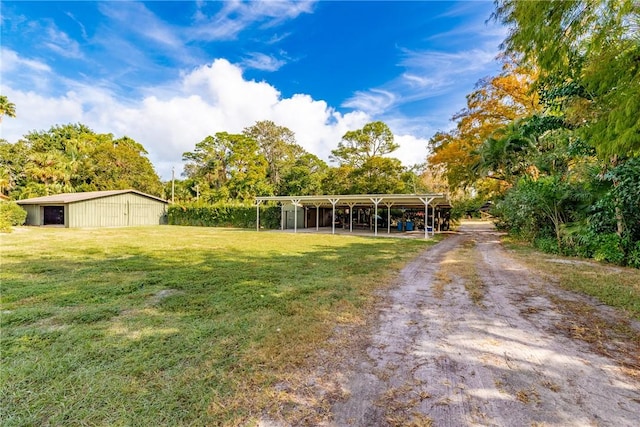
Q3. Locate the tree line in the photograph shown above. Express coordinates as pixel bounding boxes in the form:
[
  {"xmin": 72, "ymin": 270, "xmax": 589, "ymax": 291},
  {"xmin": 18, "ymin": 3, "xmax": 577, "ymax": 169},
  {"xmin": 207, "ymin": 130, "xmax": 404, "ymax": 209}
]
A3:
[
  {"xmin": 429, "ymin": 0, "xmax": 639, "ymax": 266},
  {"xmin": 175, "ymin": 120, "xmax": 424, "ymax": 204},
  {"xmin": 0, "ymin": 112, "xmax": 428, "ymax": 202}
]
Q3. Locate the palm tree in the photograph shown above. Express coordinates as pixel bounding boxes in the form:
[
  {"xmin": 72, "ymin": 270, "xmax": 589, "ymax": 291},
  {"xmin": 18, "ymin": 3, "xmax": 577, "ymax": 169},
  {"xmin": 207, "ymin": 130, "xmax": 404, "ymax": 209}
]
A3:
[{"xmin": 0, "ymin": 95, "xmax": 16, "ymax": 122}]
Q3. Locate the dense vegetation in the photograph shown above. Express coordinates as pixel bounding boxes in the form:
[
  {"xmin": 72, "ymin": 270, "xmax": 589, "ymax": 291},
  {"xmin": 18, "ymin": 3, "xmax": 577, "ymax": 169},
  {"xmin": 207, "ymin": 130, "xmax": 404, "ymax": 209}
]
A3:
[
  {"xmin": 175, "ymin": 120, "xmax": 425, "ymax": 203},
  {"xmin": 0, "ymin": 123, "xmax": 163, "ymax": 198},
  {"xmin": 167, "ymin": 204, "xmax": 281, "ymax": 229},
  {"xmin": 0, "ymin": 118, "xmax": 427, "ymax": 203},
  {"xmin": 429, "ymin": 0, "xmax": 640, "ymax": 267}
]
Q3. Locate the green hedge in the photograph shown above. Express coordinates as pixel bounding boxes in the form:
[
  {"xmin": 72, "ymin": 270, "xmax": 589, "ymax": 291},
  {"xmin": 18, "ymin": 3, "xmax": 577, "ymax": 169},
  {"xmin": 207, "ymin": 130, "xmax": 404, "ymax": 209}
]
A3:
[
  {"xmin": 0, "ymin": 202, "xmax": 27, "ymax": 233},
  {"xmin": 168, "ymin": 203, "xmax": 281, "ymax": 229}
]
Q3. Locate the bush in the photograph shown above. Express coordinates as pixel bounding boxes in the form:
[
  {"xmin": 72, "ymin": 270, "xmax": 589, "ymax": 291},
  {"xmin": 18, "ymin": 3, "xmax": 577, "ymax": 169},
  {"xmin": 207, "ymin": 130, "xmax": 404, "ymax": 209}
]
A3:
[
  {"xmin": 627, "ymin": 241, "xmax": 640, "ymax": 269},
  {"xmin": 168, "ymin": 203, "xmax": 281, "ymax": 229},
  {"xmin": 534, "ymin": 236, "xmax": 560, "ymax": 254},
  {"xmin": 593, "ymin": 233, "xmax": 625, "ymax": 265},
  {"xmin": 0, "ymin": 202, "xmax": 27, "ymax": 232}
]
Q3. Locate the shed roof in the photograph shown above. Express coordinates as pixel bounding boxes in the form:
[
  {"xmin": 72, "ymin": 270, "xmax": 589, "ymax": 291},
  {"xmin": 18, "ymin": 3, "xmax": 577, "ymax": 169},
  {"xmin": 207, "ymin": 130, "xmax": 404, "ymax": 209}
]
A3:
[
  {"xmin": 256, "ymin": 193, "xmax": 451, "ymax": 208},
  {"xmin": 16, "ymin": 189, "xmax": 167, "ymax": 205}
]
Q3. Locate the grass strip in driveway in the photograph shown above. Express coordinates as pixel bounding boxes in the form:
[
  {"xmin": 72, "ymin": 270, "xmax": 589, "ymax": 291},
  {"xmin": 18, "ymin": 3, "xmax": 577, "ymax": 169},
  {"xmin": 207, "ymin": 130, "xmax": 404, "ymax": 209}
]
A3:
[{"xmin": 1, "ymin": 226, "xmax": 437, "ymax": 426}]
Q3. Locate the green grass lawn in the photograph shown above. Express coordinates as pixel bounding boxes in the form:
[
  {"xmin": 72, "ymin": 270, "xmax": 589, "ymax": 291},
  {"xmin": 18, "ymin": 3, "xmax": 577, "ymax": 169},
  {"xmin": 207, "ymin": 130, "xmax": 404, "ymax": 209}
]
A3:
[{"xmin": 1, "ymin": 226, "xmax": 435, "ymax": 426}]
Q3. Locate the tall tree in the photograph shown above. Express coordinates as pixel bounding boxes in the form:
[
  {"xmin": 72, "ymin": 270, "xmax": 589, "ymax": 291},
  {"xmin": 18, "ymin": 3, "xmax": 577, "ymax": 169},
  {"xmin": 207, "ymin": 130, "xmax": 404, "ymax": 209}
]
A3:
[
  {"xmin": 182, "ymin": 134, "xmax": 231, "ymax": 192},
  {"xmin": 494, "ymin": 0, "xmax": 640, "ymax": 157},
  {"xmin": 182, "ymin": 132, "xmax": 272, "ymax": 202},
  {"xmin": 278, "ymin": 153, "xmax": 328, "ymax": 196},
  {"xmin": 243, "ymin": 120, "xmax": 298, "ymax": 189},
  {"xmin": 428, "ymin": 59, "xmax": 541, "ymax": 190},
  {"xmin": 331, "ymin": 121, "xmax": 398, "ymax": 167},
  {"xmin": 7, "ymin": 123, "xmax": 163, "ymax": 197},
  {"xmin": 0, "ymin": 140, "xmax": 28, "ymax": 197},
  {"xmin": 225, "ymin": 133, "xmax": 271, "ymax": 200}
]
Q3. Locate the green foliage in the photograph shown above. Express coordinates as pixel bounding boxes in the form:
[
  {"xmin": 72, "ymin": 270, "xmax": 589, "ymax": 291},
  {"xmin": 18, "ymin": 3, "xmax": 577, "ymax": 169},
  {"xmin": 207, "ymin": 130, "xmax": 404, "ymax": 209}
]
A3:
[
  {"xmin": 533, "ymin": 236, "xmax": 560, "ymax": 255},
  {"xmin": 495, "ymin": 0, "xmax": 640, "ymax": 157},
  {"xmin": 0, "ymin": 202, "xmax": 27, "ymax": 232},
  {"xmin": 451, "ymin": 196, "xmax": 486, "ymax": 220},
  {"xmin": 592, "ymin": 233, "xmax": 626, "ymax": 264},
  {"xmin": 331, "ymin": 121, "xmax": 398, "ymax": 167},
  {"xmin": 0, "ymin": 94, "xmax": 16, "ymax": 120},
  {"xmin": 278, "ymin": 152, "xmax": 328, "ymax": 196},
  {"xmin": 182, "ymin": 131, "xmax": 273, "ymax": 202},
  {"xmin": 168, "ymin": 203, "xmax": 281, "ymax": 229},
  {"xmin": 627, "ymin": 241, "xmax": 640, "ymax": 269},
  {"xmin": 242, "ymin": 120, "xmax": 299, "ymax": 190},
  {"xmin": 1, "ymin": 123, "xmax": 163, "ymax": 198}
]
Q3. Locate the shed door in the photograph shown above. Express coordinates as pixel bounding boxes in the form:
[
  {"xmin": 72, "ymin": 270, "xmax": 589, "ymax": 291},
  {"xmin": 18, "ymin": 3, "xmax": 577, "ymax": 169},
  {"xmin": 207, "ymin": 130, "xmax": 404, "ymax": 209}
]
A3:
[{"xmin": 43, "ymin": 206, "xmax": 65, "ymax": 225}]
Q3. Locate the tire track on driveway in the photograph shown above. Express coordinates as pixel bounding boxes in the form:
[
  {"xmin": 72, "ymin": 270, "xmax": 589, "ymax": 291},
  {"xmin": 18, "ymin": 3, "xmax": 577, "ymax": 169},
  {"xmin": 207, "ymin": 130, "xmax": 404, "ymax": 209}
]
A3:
[{"xmin": 327, "ymin": 221, "xmax": 640, "ymax": 427}]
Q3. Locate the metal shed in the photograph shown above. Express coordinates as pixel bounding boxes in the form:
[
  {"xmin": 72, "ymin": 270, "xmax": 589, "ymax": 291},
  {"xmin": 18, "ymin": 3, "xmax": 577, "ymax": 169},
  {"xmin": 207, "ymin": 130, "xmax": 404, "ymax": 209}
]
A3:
[{"xmin": 17, "ymin": 190, "xmax": 168, "ymax": 228}]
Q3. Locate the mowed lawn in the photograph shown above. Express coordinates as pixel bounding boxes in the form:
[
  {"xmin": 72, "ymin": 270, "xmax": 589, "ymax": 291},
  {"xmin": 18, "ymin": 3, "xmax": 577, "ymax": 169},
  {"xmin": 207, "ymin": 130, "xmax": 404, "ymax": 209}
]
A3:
[{"xmin": 1, "ymin": 226, "xmax": 434, "ymax": 426}]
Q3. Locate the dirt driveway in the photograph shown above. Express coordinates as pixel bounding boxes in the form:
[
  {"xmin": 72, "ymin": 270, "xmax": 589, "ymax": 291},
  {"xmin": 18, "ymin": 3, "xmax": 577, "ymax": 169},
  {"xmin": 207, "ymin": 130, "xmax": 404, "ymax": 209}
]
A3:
[{"xmin": 261, "ymin": 221, "xmax": 640, "ymax": 426}]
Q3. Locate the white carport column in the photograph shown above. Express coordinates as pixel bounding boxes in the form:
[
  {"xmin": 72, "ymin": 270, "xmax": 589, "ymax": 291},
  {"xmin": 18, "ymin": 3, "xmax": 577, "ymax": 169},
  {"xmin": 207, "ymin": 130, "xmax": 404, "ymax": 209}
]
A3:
[
  {"xmin": 291, "ymin": 199, "xmax": 301, "ymax": 233},
  {"xmin": 313, "ymin": 203, "xmax": 322, "ymax": 230},
  {"xmin": 385, "ymin": 202, "xmax": 394, "ymax": 234},
  {"xmin": 328, "ymin": 198, "xmax": 340, "ymax": 234},
  {"xmin": 370, "ymin": 198, "xmax": 382, "ymax": 236},
  {"xmin": 432, "ymin": 205, "xmax": 436, "ymax": 237},
  {"xmin": 419, "ymin": 197, "xmax": 435, "ymax": 239},
  {"xmin": 347, "ymin": 202, "xmax": 356, "ymax": 232},
  {"xmin": 280, "ymin": 203, "xmax": 285, "ymax": 230},
  {"xmin": 255, "ymin": 199, "xmax": 263, "ymax": 231}
]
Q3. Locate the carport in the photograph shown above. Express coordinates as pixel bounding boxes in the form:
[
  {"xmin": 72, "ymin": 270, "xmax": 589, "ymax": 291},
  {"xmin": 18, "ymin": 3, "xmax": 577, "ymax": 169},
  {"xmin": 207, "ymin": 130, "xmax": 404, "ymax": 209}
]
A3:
[{"xmin": 255, "ymin": 193, "xmax": 451, "ymax": 239}]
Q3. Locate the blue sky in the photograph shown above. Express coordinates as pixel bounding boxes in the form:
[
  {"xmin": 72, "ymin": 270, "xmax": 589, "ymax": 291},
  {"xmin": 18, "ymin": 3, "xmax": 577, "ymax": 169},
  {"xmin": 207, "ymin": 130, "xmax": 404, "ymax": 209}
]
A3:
[{"xmin": 1, "ymin": 1, "xmax": 506, "ymax": 180}]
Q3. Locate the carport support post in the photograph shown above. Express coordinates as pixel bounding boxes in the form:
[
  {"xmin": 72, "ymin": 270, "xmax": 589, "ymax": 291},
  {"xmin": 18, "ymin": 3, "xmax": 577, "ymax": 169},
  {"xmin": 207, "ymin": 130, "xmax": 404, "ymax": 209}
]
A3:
[
  {"xmin": 291, "ymin": 199, "xmax": 301, "ymax": 233},
  {"xmin": 370, "ymin": 198, "xmax": 382, "ymax": 236},
  {"xmin": 385, "ymin": 202, "xmax": 393, "ymax": 234},
  {"xmin": 314, "ymin": 203, "xmax": 322, "ymax": 230},
  {"xmin": 329, "ymin": 198, "xmax": 340, "ymax": 235},
  {"xmin": 255, "ymin": 200, "xmax": 262, "ymax": 232},
  {"xmin": 347, "ymin": 202, "xmax": 356, "ymax": 232},
  {"xmin": 432, "ymin": 206, "xmax": 436, "ymax": 236},
  {"xmin": 280, "ymin": 204, "xmax": 284, "ymax": 230},
  {"xmin": 419, "ymin": 197, "xmax": 435, "ymax": 239}
]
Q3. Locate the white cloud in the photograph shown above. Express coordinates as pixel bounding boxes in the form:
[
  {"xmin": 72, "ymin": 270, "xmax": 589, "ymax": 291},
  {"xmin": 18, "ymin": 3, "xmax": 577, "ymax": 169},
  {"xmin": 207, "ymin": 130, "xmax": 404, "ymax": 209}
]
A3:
[
  {"xmin": 190, "ymin": 0, "xmax": 316, "ymax": 41},
  {"xmin": 343, "ymin": 89, "xmax": 397, "ymax": 116},
  {"xmin": 0, "ymin": 48, "xmax": 51, "ymax": 73},
  {"xmin": 0, "ymin": 57, "xmax": 378, "ymax": 180},
  {"xmin": 43, "ymin": 24, "xmax": 83, "ymax": 59},
  {"xmin": 98, "ymin": 1, "xmax": 182, "ymax": 49},
  {"xmin": 393, "ymin": 134, "xmax": 430, "ymax": 169},
  {"xmin": 241, "ymin": 52, "xmax": 286, "ymax": 71}
]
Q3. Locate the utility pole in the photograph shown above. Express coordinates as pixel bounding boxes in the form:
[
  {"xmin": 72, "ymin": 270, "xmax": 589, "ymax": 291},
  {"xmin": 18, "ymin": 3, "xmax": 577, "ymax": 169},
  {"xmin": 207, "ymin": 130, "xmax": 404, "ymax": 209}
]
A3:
[{"xmin": 171, "ymin": 167, "xmax": 175, "ymax": 204}]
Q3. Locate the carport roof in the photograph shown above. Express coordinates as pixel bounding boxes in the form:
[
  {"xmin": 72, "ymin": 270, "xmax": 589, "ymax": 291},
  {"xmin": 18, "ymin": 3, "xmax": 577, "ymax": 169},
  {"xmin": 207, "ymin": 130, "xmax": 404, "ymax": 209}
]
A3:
[
  {"xmin": 16, "ymin": 189, "xmax": 167, "ymax": 205},
  {"xmin": 256, "ymin": 193, "xmax": 451, "ymax": 208}
]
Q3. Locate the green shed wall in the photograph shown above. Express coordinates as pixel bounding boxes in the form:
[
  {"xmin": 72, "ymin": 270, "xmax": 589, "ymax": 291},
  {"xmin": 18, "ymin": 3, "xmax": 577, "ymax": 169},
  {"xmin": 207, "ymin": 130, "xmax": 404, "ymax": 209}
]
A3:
[
  {"xmin": 68, "ymin": 193, "xmax": 167, "ymax": 227},
  {"xmin": 22, "ymin": 205, "xmax": 41, "ymax": 226}
]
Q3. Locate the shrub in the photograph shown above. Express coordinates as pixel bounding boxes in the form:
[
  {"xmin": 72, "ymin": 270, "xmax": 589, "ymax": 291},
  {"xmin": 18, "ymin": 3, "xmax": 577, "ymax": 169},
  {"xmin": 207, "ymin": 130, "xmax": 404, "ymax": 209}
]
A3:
[
  {"xmin": 534, "ymin": 236, "xmax": 560, "ymax": 254},
  {"xmin": 0, "ymin": 202, "xmax": 27, "ymax": 232},
  {"xmin": 627, "ymin": 241, "xmax": 640, "ymax": 269},
  {"xmin": 593, "ymin": 233, "xmax": 625, "ymax": 265}
]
